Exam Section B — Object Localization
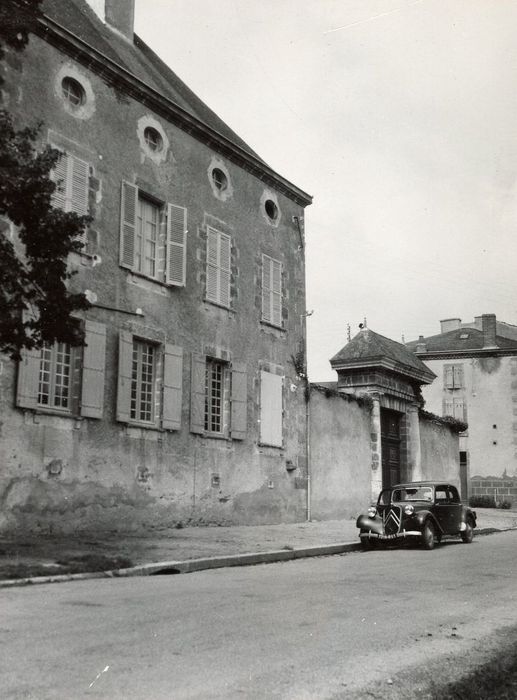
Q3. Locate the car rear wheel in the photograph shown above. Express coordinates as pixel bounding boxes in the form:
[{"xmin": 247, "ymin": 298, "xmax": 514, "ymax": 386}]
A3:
[
  {"xmin": 461, "ymin": 520, "xmax": 474, "ymax": 544},
  {"xmin": 422, "ymin": 521, "xmax": 435, "ymax": 550}
]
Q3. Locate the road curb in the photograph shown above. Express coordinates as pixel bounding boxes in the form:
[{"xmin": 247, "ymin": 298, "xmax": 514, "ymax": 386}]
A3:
[
  {"xmin": 0, "ymin": 541, "xmax": 362, "ymax": 589},
  {"xmin": 2, "ymin": 526, "xmax": 516, "ymax": 589}
]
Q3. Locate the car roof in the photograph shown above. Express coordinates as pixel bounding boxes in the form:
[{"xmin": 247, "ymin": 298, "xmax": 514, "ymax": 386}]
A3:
[{"xmin": 388, "ymin": 482, "xmax": 455, "ymax": 489}]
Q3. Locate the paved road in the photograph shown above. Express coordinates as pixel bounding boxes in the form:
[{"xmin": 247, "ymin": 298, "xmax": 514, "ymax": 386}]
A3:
[{"xmin": 2, "ymin": 531, "xmax": 517, "ymax": 699}]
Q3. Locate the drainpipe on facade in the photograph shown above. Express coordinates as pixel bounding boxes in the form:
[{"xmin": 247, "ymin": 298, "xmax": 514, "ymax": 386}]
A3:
[
  {"xmin": 306, "ymin": 377, "xmax": 311, "ymax": 521},
  {"xmin": 301, "ymin": 309, "xmax": 314, "ymax": 522}
]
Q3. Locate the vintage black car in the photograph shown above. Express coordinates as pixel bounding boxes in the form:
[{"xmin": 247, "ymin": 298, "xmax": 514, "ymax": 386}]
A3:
[{"xmin": 356, "ymin": 481, "xmax": 477, "ymax": 550}]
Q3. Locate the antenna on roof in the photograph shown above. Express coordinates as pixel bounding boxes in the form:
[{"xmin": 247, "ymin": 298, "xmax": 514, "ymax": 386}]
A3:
[
  {"xmin": 363, "ymin": 316, "xmax": 367, "ymax": 328},
  {"xmin": 347, "ymin": 323, "xmax": 351, "ymax": 342},
  {"xmin": 401, "ymin": 334, "xmax": 405, "ymax": 344}
]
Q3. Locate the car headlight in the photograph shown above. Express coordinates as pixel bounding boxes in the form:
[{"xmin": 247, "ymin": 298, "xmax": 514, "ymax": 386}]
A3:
[
  {"xmin": 404, "ymin": 504, "xmax": 414, "ymax": 515},
  {"xmin": 367, "ymin": 507, "xmax": 377, "ymax": 518}
]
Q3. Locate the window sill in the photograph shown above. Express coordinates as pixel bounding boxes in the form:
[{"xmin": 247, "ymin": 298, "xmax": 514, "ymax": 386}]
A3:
[
  {"xmin": 125, "ymin": 270, "xmax": 169, "ymax": 296},
  {"xmin": 203, "ymin": 432, "xmax": 230, "ymax": 441},
  {"xmin": 125, "ymin": 420, "xmax": 162, "ymax": 432},
  {"xmin": 260, "ymin": 320, "xmax": 285, "ymax": 332},
  {"xmin": 204, "ymin": 298, "xmax": 234, "ymax": 311},
  {"xmin": 33, "ymin": 407, "xmax": 78, "ymax": 419}
]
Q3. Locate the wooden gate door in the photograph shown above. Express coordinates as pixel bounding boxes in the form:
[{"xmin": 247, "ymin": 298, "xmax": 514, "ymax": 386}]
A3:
[{"xmin": 381, "ymin": 409, "xmax": 401, "ymax": 488}]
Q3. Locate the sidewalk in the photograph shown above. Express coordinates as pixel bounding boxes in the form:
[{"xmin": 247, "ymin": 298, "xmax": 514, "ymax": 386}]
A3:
[{"xmin": 0, "ymin": 508, "xmax": 516, "ymax": 586}]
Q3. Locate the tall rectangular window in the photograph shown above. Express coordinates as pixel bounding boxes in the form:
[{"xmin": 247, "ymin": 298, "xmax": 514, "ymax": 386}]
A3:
[
  {"xmin": 119, "ymin": 182, "xmax": 187, "ymax": 286},
  {"xmin": 136, "ymin": 197, "xmax": 159, "ymax": 278},
  {"xmin": 262, "ymin": 255, "xmax": 282, "ymax": 327},
  {"xmin": 259, "ymin": 370, "xmax": 283, "ymax": 447},
  {"xmin": 38, "ymin": 342, "xmax": 72, "ymax": 410},
  {"xmin": 444, "ymin": 364, "xmax": 464, "ymax": 389},
  {"xmin": 205, "ymin": 359, "xmax": 228, "ymax": 434},
  {"xmin": 206, "ymin": 227, "xmax": 231, "ymax": 307},
  {"xmin": 50, "ymin": 151, "xmax": 89, "ymax": 244},
  {"xmin": 130, "ymin": 340, "xmax": 156, "ymax": 422}
]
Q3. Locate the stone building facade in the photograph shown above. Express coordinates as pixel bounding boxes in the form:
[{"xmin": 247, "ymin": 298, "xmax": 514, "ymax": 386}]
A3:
[
  {"xmin": 406, "ymin": 314, "xmax": 517, "ymax": 485},
  {"xmin": 0, "ymin": 0, "xmax": 312, "ymax": 534}
]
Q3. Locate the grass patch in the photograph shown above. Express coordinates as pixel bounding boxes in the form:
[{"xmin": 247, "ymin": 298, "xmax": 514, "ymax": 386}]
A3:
[{"xmin": 0, "ymin": 554, "xmax": 133, "ymax": 580}]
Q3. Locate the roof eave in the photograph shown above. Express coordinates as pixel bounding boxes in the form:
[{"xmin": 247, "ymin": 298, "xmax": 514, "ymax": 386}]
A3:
[
  {"xmin": 36, "ymin": 13, "xmax": 313, "ymax": 207},
  {"xmin": 330, "ymin": 356, "xmax": 436, "ymax": 384}
]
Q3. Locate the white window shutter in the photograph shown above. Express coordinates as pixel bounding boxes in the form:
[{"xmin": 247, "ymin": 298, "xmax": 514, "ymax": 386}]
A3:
[
  {"xmin": 206, "ymin": 227, "xmax": 231, "ymax": 307},
  {"xmin": 443, "ymin": 398, "xmax": 454, "ymax": 417},
  {"xmin": 262, "ymin": 255, "xmax": 271, "ymax": 323},
  {"xmin": 444, "ymin": 365, "xmax": 453, "ymax": 388},
  {"xmin": 271, "ymin": 259, "xmax": 282, "ymax": 327},
  {"xmin": 116, "ymin": 330, "xmax": 133, "ymax": 422},
  {"xmin": 16, "ymin": 348, "xmax": 41, "ymax": 410},
  {"xmin": 163, "ymin": 344, "xmax": 183, "ymax": 430},
  {"xmin": 166, "ymin": 204, "xmax": 187, "ymax": 286},
  {"xmin": 190, "ymin": 353, "xmax": 206, "ymax": 434},
  {"xmin": 81, "ymin": 320, "xmax": 106, "ymax": 419},
  {"xmin": 120, "ymin": 181, "xmax": 138, "ymax": 269},
  {"xmin": 259, "ymin": 371, "xmax": 283, "ymax": 447},
  {"xmin": 453, "ymin": 365, "xmax": 464, "ymax": 388},
  {"xmin": 219, "ymin": 232, "xmax": 231, "ymax": 308},
  {"xmin": 50, "ymin": 151, "xmax": 69, "ymax": 211},
  {"xmin": 206, "ymin": 228, "xmax": 219, "ymax": 303},
  {"xmin": 231, "ymin": 362, "xmax": 247, "ymax": 440}
]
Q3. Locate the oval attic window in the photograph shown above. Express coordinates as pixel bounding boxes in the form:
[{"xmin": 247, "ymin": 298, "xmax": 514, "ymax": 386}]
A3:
[
  {"xmin": 144, "ymin": 127, "xmax": 163, "ymax": 152},
  {"xmin": 212, "ymin": 168, "xmax": 228, "ymax": 191},
  {"xmin": 265, "ymin": 199, "xmax": 279, "ymax": 221},
  {"xmin": 61, "ymin": 77, "xmax": 85, "ymax": 107}
]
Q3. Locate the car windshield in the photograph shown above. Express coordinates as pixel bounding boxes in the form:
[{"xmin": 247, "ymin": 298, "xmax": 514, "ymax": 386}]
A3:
[{"xmin": 391, "ymin": 487, "xmax": 433, "ymax": 503}]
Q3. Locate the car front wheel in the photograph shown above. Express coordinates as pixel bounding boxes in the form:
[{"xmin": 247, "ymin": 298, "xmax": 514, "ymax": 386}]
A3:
[
  {"xmin": 461, "ymin": 521, "xmax": 474, "ymax": 544},
  {"xmin": 422, "ymin": 521, "xmax": 435, "ymax": 550}
]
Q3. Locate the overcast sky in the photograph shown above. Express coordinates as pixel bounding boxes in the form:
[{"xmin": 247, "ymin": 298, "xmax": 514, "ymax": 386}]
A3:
[{"xmin": 135, "ymin": 0, "xmax": 517, "ymax": 381}]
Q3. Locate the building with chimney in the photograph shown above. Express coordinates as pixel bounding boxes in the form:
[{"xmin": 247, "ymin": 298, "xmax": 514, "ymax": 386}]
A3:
[
  {"xmin": 0, "ymin": 0, "xmax": 312, "ymax": 534},
  {"xmin": 406, "ymin": 314, "xmax": 517, "ymax": 489}
]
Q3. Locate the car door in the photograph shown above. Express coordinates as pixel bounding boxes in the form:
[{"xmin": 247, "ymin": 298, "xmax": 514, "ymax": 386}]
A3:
[
  {"xmin": 433, "ymin": 485, "xmax": 453, "ymax": 533},
  {"xmin": 446, "ymin": 485, "xmax": 462, "ymax": 533}
]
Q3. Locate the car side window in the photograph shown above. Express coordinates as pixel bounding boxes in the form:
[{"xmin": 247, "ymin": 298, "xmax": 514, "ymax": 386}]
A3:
[
  {"xmin": 435, "ymin": 488, "xmax": 448, "ymax": 502},
  {"xmin": 448, "ymin": 486, "xmax": 460, "ymax": 503}
]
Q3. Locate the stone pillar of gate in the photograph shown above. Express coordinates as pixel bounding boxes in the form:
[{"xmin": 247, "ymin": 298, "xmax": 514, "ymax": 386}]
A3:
[
  {"xmin": 406, "ymin": 403, "xmax": 422, "ymax": 481},
  {"xmin": 370, "ymin": 394, "xmax": 383, "ymax": 500}
]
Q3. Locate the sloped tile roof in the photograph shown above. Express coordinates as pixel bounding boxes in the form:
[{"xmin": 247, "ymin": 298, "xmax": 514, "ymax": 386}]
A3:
[
  {"xmin": 41, "ymin": 0, "xmax": 265, "ymax": 161},
  {"xmin": 405, "ymin": 328, "xmax": 517, "ymax": 353},
  {"xmin": 331, "ymin": 329, "xmax": 435, "ymax": 382}
]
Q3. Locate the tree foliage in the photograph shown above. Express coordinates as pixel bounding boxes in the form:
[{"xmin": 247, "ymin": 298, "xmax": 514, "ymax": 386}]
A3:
[{"xmin": 0, "ymin": 0, "xmax": 90, "ymax": 359}]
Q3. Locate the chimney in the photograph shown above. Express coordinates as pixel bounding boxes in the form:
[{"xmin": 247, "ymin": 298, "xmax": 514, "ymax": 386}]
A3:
[
  {"xmin": 105, "ymin": 0, "xmax": 135, "ymax": 41},
  {"xmin": 416, "ymin": 335, "xmax": 427, "ymax": 353},
  {"xmin": 482, "ymin": 314, "xmax": 498, "ymax": 349},
  {"xmin": 84, "ymin": 0, "xmax": 135, "ymax": 42},
  {"xmin": 440, "ymin": 318, "xmax": 461, "ymax": 334}
]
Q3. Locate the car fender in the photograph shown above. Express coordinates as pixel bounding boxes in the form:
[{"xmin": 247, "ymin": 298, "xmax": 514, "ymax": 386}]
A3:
[
  {"xmin": 462, "ymin": 507, "xmax": 477, "ymax": 528},
  {"xmin": 356, "ymin": 514, "xmax": 384, "ymax": 535},
  {"xmin": 414, "ymin": 509, "xmax": 443, "ymax": 533}
]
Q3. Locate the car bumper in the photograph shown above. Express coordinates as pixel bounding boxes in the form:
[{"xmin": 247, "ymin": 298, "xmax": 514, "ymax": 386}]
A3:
[{"xmin": 359, "ymin": 530, "xmax": 423, "ymax": 541}]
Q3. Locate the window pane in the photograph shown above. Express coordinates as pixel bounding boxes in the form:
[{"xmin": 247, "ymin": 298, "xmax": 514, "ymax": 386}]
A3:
[
  {"xmin": 131, "ymin": 340, "xmax": 155, "ymax": 422},
  {"xmin": 137, "ymin": 198, "xmax": 159, "ymax": 277},
  {"xmin": 38, "ymin": 343, "xmax": 72, "ymax": 410}
]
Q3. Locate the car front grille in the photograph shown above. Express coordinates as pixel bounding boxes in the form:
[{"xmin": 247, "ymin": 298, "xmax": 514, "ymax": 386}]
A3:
[{"xmin": 382, "ymin": 505, "xmax": 402, "ymax": 535}]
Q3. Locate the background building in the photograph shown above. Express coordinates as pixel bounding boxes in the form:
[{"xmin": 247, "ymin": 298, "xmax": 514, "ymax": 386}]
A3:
[
  {"xmin": 0, "ymin": 0, "xmax": 312, "ymax": 534},
  {"xmin": 406, "ymin": 314, "xmax": 517, "ymax": 500}
]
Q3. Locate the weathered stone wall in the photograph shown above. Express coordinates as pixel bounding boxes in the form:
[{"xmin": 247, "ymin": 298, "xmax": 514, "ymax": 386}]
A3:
[
  {"xmin": 309, "ymin": 388, "xmax": 461, "ymax": 520},
  {"xmin": 0, "ymin": 31, "xmax": 308, "ymax": 534},
  {"xmin": 309, "ymin": 387, "xmax": 372, "ymax": 520},
  {"xmin": 419, "ymin": 416, "xmax": 460, "ymax": 485},
  {"xmin": 470, "ymin": 476, "xmax": 517, "ymax": 505}
]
